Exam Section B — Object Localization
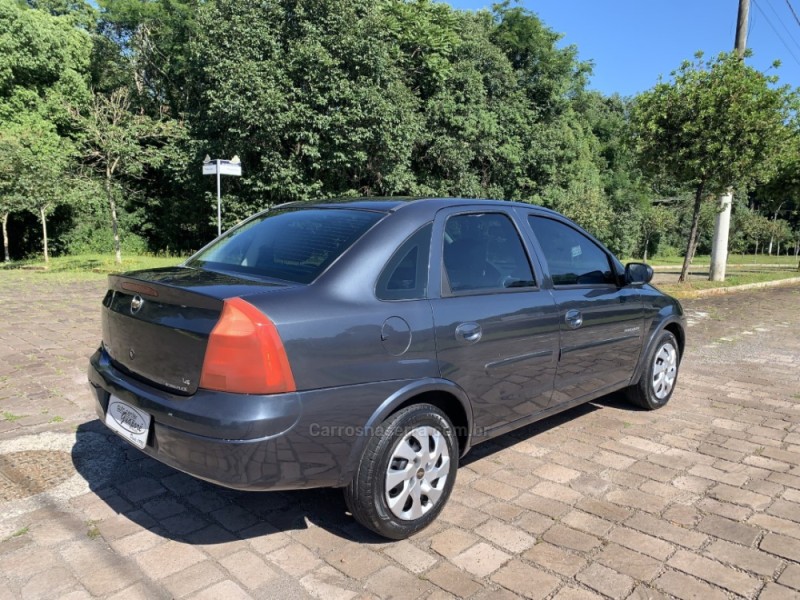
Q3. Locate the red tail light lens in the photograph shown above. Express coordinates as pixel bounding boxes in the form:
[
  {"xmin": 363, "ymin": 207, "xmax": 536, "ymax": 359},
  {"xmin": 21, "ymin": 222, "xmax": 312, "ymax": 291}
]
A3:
[{"xmin": 200, "ymin": 297, "xmax": 296, "ymax": 394}]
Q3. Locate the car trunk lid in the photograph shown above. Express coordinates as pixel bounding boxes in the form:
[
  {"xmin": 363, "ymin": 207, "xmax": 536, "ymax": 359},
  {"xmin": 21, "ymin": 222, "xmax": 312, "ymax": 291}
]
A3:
[{"xmin": 101, "ymin": 267, "xmax": 290, "ymax": 395}]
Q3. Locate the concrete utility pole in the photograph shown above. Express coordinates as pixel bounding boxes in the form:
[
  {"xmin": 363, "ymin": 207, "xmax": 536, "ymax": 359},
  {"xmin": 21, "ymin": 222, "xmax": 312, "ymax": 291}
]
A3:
[{"xmin": 709, "ymin": 0, "xmax": 750, "ymax": 281}]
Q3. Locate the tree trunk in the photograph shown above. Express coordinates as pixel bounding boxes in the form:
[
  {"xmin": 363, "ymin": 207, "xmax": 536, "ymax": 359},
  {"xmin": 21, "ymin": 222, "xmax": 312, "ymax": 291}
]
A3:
[
  {"xmin": 768, "ymin": 236, "xmax": 773, "ymax": 255},
  {"xmin": 679, "ymin": 186, "xmax": 705, "ymax": 283},
  {"xmin": 1, "ymin": 212, "xmax": 9, "ymax": 262},
  {"xmin": 754, "ymin": 240, "xmax": 758, "ymax": 256},
  {"xmin": 106, "ymin": 171, "xmax": 122, "ymax": 265},
  {"xmin": 643, "ymin": 234, "xmax": 650, "ymax": 262},
  {"xmin": 39, "ymin": 206, "xmax": 49, "ymax": 264}
]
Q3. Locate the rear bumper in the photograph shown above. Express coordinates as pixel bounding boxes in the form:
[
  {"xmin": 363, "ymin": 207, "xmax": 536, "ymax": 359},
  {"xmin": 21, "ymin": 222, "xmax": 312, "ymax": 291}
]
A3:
[{"xmin": 88, "ymin": 348, "xmax": 404, "ymax": 491}]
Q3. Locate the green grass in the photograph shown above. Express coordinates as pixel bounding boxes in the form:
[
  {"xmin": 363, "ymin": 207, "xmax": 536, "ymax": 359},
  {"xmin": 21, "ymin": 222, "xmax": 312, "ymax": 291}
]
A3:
[
  {"xmin": 626, "ymin": 254, "xmax": 799, "ymax": 267},
  {"xmin": 0, "ymin": 253, "xmax": 185, "ymax": 277},
  {"xmin": 2, "ymin": 412, "xmax": 24, "ymax": 422},
  {"xmin": 3, "ymin": 526, "xmax": 29, "ymax": 542},
  {"xmin": 86, "ymin": 520, "xmax": 101, "ymax": 540},
  {"xmin": 658, "ymin": 269, "xmax": 800, "ymax": 298}
]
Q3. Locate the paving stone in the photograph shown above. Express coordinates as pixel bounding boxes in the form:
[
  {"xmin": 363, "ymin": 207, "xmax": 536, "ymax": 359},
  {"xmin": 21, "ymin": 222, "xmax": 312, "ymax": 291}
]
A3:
[
  {"xmin": 542, "ymin": 524, "xmax": 601, "ymax": 553},
  {"xmin": 576, "ymin": 563, "xmax": 635, "ymax": 599},
  {"xmin": 625, "ymin": 513, "xmax": 707, "ymax": 550},
  {"xmin": 530, "ymin": 481, "xmax": 583, "ymax": 504},
  {"xmin": 575, "ymin": 498, "xmax": 632, "ymax": 523},
  {"xmin": 709, "ymin": 484, "xmax": 772, "ymax": 510},
  {"xmin": 220, "ymin": 549, "xmax": 276, "ymax": 590},
  {"xmin": 451, "ymin": 542, "xmax": 511, "ymax": 578},
  {"xmin": 81, "ymin": 564, "xmax": 141, "ymax": 597},
  {"xmin": 551, "ymin": 587, "xmax": 604, "ymax": 600},
  {"xmin": 608, "ymin": 482, "xmax": 674, "ymax": 513},
  {"xmin": 425, "ymin": 563, "xmax": 484, "ymax": 597},
  {"xmin": 534, "ymin": 464, "xmax": 582, "ymax": 483},
  {"xmin": 595, "ymin": 543, "xmax": 662, "ymax": 582},
  {"xmin": 491, "ymin": 559, "xmax": 560, "ymax": 600},
  {"xmin": 364, "ymin": 565, "xmax": 431, "ymax": 600},
  {"xmin": 561, "ymin": 510, "xmax": 613, "ymax": 537},
  {"xmin": 653, "ymin": 571, "xmax": 728, "ymax": 600},
  {"xmin": 116, "ymin": 477, "xmax": 166, "ymax": 503},
  {"xmin": 606, "ymin": 527, "xmax": 674, "ymax": 561},
  {"xmin": 382, "ymin": 540, "xmax": 437, "ymax": 574},
  {"xmin": 267, "ymin": 542, "xmax": 321, "ymax": 578},
  {"xmin": 189, "ymin": 580, "xmax": 252, "ymax": 600},
  {"xmin": 760, "ymin": 532, "xmax": 800, "ymax": 561},
  {"xmin": 4, "ymin": 266, "xmax": 800, "ymax": 600},
  {"xmin": 326, "ymin": 544, "xmax": 389, "ymax": 580},
  {"xmin": 524, "ymin": 541, "xmax": 586, "ymax": 577},
  {"xmin": 161, "ymin": 561, "xmax": 226, "ymax": 598},
  {"xmin": 759, "ymin": 582, "xmax": 797, "ymax": 600},
  {"xmin": 696, "ymin": 514, "xmax": 760, "ymax": 546},
  {"xmin": 704, "ymin": 540, "xmax": 782, "ymax": 577},
  {"xmin": 513, "ymin": 493, "xmax": 572, "ymax": 519},
  {"xmin": 697, "ymin": 497, "xmax": 752, "ymax": 521},
  {"xmin": 299, "ymin": 565, "xmax": 357, "ymax": 600},
  {"xmin": 777, "ymin": 564, "xmax": 800, "ymax": 591},
  {"xmin": 668, "ymin": 549, "xmax": 761, "ymax": 597},
  {"xmin": 134, "ymin": 540, "xmax": 206, "ymax": 580},
  {"xmin": 19, "ymin": 566, "xmax": 79, "ymax": 600},
  {"xmin": 626, "ymin": 584, "xmax": 671, "ymax": 600},
  {"xmin": 475, "ymin": 519, "xmax": 536, "ymax": 553}
]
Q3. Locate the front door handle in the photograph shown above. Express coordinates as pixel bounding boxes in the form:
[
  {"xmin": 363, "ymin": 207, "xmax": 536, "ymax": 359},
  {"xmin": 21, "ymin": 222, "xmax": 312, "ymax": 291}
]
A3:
[
  {"xmin": 565, "ymin": 309, "xmax": 583, "ymax": 329},
  {"xmin": 455, "ymin": 322, "xmax": 482, "ymax": 344}
]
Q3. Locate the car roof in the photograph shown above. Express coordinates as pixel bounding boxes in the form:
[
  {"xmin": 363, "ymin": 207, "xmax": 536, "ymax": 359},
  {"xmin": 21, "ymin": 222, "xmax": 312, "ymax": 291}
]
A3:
[{"xmin": 277, "ymin": 196, "xmax": 563, "ymax": 218}]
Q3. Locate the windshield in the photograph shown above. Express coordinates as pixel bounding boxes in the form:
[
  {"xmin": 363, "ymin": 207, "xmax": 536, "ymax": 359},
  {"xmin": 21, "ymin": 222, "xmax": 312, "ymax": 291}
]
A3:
[{"xmin": 186, "ymin": 208, "xmax": 384, "ymax": 284}]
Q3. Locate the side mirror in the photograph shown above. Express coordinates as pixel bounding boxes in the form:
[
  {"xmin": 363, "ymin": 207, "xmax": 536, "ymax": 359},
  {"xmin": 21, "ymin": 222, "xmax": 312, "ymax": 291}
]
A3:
[{"xmin": 625, "ymin": 262, "xmax": 653, "ymax": 285}]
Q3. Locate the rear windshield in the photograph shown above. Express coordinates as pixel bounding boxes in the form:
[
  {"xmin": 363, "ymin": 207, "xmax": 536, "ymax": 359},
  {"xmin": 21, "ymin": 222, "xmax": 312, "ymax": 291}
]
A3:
[{"xmin": 186, "ymin": 208, "xmax": 384, "ymax": 284}]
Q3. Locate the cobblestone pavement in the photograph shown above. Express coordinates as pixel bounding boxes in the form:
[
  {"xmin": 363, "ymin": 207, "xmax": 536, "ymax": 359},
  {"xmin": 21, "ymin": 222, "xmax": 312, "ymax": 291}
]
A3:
[{"xmin": 1, "ymin": 270, "xmax": 799, "ymax": 600}]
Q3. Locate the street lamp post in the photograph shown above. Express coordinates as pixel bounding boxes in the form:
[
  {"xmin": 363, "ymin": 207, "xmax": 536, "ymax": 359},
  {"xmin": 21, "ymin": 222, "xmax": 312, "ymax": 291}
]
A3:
[{"xmin": 202, "ymin": 155, "xmax": 242, "ymax": 237}]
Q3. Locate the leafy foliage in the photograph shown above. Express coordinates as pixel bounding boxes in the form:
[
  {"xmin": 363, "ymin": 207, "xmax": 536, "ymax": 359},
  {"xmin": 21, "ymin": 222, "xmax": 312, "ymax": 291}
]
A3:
[
  {"xmin": 1, "ymin": 0, "xmax": 799, "ymax": 270},
  {"xmin": 631, "ymin": 52, "xmax": 798, "ymax": 280}
]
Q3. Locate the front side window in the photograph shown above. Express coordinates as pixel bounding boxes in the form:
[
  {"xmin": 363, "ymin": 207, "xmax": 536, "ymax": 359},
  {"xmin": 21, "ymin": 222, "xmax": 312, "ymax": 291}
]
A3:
[
  {"xmin": 376, "ymin": 223, "xmax": 432, "ymax": 301},
  {"xmin": 528, "ymin": 216, "xmax": 615, "ymax": 285},
  {"xmin": 442, "ymin": 213, "xmax": 535, "ymax": 294},
  {"xmin": 186, "ymin": 208, "xmax": 383, "ymax": 284}
]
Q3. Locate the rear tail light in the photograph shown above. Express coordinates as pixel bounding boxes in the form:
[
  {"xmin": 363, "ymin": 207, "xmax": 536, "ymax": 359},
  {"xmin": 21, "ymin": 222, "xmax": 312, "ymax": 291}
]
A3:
[{"xmin": 199, "ymin": 297, "xmax": 296, "ymax": 394}]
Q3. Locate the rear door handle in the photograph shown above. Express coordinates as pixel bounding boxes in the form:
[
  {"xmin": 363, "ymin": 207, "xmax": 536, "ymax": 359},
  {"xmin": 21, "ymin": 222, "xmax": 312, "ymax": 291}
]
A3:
[
  {"xmin": 455, "ymin": 322, "xmax": 482, "ymax": 344},
  {"xmin": 565, "ymin": 309, "xmax": 583, "ymax": 329}
]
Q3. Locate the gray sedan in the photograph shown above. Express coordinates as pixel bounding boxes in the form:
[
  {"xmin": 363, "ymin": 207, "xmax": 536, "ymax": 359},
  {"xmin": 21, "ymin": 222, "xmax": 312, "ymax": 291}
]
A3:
[{"xmin": 88, "ymin": 197, "xmax": 684, "ymax": 539}]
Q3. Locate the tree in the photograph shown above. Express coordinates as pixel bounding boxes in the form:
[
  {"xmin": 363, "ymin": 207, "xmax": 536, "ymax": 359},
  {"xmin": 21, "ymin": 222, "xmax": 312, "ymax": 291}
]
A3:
[
  {"xmin": 630, "ymin": 52, "xmax": 797, "ymax": 282},
  {"xmin": 71, "ymin": 87, "xmax": 182, "ymax": 263},
  {"xmin": 0, "ymin": 117, "xmax": 73, "ymax": 263},
  {"xmin": 96, "ymin": 0, "xmax": 200, "ymax": 115},
  {"xmin": 640, "ymin": 203, "xmax": 676, "ymax": 262},
  {"xmin": 0, "ymin": 129, "xmax": 25, "ymax": 261}
]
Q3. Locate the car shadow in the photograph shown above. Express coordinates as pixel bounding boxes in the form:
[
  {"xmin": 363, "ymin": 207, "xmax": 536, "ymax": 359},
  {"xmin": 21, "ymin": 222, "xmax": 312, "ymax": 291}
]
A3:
[
  {"xmin": 71, "ymin": 420, "xmax": 388, "ymax": 546},
  {"xmin": 72, "ymin": 391, "xmax": 642, "ymax": 546}
]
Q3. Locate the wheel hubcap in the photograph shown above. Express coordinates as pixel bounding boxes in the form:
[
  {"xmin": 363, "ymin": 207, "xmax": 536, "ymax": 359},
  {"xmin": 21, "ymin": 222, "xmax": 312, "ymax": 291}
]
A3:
[
  {"xmin": 385, "ymin": 425, "xmax": 450, "ymax": 521},
  {"xmin": 652, "ymin": 342, "xmax": 677, "ymax": 400}
]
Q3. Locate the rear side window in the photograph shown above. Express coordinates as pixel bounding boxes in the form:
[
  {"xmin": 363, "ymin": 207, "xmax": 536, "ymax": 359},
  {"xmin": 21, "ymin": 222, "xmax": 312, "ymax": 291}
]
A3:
[
  {"xmin": 442, "ymin": 213, "xmax": 535, "ymax": 293},
  {"xmin": 528, "ymin": 216, "xmax": 615, "ymax": 285},
  {"xmin": 187, "ymin": 209, "xmax": 383, "ymax": 284},
  {"xmin": 377, "ymin": 223, "xmax": 432, "ymax": 301}
]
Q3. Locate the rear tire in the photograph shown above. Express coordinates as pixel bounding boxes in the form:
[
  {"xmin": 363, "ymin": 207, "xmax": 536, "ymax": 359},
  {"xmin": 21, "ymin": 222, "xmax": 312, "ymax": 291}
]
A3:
[
  {"xmin": 627, "ymin": 330, "xmax": 680, "ymax": 410},
  {"xmin": 344, "ymin": 404, "xmax": 458, "ymax": 540}
]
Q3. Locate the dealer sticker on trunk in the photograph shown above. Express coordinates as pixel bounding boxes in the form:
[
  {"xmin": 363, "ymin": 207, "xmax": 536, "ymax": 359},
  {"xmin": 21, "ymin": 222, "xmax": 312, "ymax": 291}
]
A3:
[{"xmin": 105, "ymin": 396, "xmax": 151, "ymax": 450}]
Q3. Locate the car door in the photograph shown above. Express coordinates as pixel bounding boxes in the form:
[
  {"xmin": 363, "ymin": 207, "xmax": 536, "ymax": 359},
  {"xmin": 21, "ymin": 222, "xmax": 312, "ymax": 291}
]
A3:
[
  {"xmin": 429, "ymin": 208, "xmax": 560, "ymax": 433},
  {"xmin": 524, "ymin": 214, "xmax": 645, "ymax": 405}
]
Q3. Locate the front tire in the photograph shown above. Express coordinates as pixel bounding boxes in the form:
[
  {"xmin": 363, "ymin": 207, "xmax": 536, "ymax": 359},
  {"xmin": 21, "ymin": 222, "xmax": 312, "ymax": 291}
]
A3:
[
  {"xmin": 344, "ymin": 404, "xmax": 458, "ymax": 539},
  {"xmin": 627, "ymin": 330, "xmax": 680, "ymax": 410}
]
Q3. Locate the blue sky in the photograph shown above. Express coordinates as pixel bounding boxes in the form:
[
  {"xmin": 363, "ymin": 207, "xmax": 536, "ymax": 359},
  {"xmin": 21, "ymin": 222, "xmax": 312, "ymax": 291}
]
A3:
[{"xmin": 444, "ymin": 0, "xmax": 800, "ymax": 97}]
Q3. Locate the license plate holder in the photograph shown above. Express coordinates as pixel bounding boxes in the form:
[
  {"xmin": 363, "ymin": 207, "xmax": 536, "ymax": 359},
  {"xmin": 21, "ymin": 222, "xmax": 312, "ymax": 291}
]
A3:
[{"xmin": 105, "ymin": 395, "xmax": 151, "ymax": 450}]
